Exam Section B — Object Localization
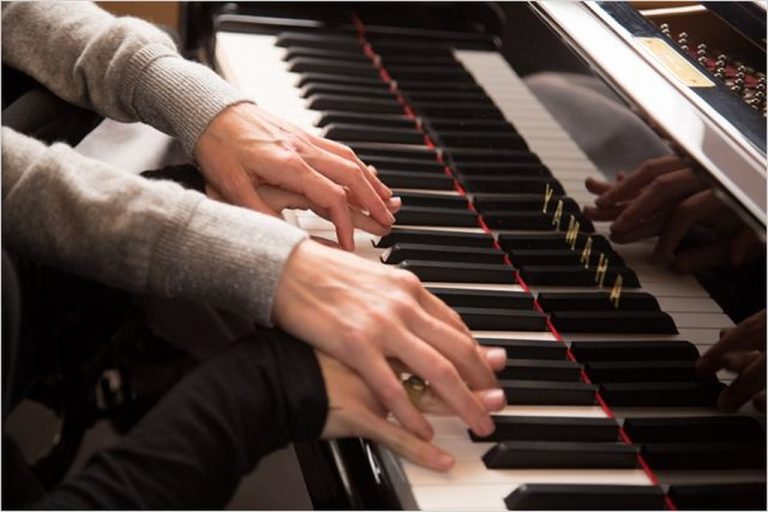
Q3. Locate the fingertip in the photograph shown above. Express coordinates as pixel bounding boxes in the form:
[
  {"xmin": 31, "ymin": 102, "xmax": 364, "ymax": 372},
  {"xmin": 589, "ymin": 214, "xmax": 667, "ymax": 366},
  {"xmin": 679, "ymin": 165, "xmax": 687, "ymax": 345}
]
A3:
[
  {"xmin": 388, "ymin": 196, "xmax": 402, "ymax": 212},
  {"xmin": 485, "ymin": 348, "xmax": 508, "ymax": 371},
  {"xmin": 481, "ymin": 389, "xmax": 506, "ymax": 411},
  {"xmin": 435, "ymin": 453, "xmax": 455, "ymax": 471}
]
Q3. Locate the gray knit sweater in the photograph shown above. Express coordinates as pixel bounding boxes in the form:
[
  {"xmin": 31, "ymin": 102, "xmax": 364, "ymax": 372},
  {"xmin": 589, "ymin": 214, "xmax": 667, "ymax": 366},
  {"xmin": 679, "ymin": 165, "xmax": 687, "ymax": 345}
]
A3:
[{"xmin": 2, "ymin": 2, "xmax": 308, "ymax": 326}]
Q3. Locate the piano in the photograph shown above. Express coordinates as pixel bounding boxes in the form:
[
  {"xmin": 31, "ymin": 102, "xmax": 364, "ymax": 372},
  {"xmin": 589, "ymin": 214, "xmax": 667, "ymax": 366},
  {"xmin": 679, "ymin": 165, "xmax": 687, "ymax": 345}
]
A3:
[{"xmin": 201, "ymin": 2, "xmax": 766, "ymax": 509}]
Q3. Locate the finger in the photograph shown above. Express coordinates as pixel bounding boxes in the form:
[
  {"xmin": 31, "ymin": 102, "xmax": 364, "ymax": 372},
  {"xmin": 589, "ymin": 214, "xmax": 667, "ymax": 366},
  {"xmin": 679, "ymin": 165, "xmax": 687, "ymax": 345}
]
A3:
[
  {"xmin": 720, "ymin": 350, "xmax": 762, "ymax": 374},
  {"xmin": 387, "ymin": 196, "xmax": 402, "ymax": 213},
  {"xmin": 652, "ymin": 190, "xmax": 726, "ymax": 262},
  {"xmin": 583, "ymin": 204, "xmax": 626, "ymax": 222},
  {"xmin": 309, "ymin": 200, "xmax": 391, "ymax": 236},
  {"xmin": 609, "ymin": 214, "xmax": 667, "ymax": 244},
  {"xmin": 419, "ymin": 388, "xmax": 506, "ymax": 415},
  {"xmin": 585, "ymin": 177, "xmax": 614, "ymax": 196},
  {"xmin": 393, "ymin": 329, "xmax": 493, "ymax": 437},
  {"xmin": 696, "ymin": 311, "xmax": 766, "ymax": 374},
  {"xmin": 674, "ymin": 244, "xmax": 730, "ymax": 274},
  {"xmin": 349, "ymin": 411, "xmax": 454, "ymax": 471},
  {"xmin": 309, "ymin": 135, "xmax": 393, "ymax": 200},
  {"xmin": 718, "ymin": 354, "xmax": 766, "ymax": 413},
  {"xmin": 297, "ymin": 166, "xmax": 357, "ymax": 251},
  {"xmin": 209, "ymin": 166, "xmax": 279, "ymax": 216},
  {"xmin": 408, "ymin": 308, "xmax": 497, "ymax": 391},
  {"xmin": 595, "ymin": 156, "xmax": 688, "ymax": 208},
  {"xmin": 611, "ymin": 168, "xmax": 706, "ymax": 234},
  {"xmin": 481, "ymin": 346, "xmax": 509, "ymax": 372},
  {"xmin": 418, "ymin": 289, "xmax": 474, "ymax": 338},
  {"xmin": 355, "ymin": 348, "xmax": 434, "ymax": 441}
]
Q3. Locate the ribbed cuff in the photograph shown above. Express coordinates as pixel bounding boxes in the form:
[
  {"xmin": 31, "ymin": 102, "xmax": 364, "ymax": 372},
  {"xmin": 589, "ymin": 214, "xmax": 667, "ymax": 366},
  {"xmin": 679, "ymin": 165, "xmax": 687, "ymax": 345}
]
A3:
[
  {"xmin": 124, "ymin": 44, "xmax": 252, "ymax": 155},
  {"xmin": 148, "ymin": 196, "xmax": 308, "ymax": 326}
]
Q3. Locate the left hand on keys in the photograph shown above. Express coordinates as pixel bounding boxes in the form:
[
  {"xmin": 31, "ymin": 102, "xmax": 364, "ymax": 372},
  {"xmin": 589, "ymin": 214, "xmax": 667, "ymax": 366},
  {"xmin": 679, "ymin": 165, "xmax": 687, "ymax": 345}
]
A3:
[
  {"xmin": 696, "ymin": 310, "xmax": 766, "ymax": 412},
  {"xmin": 194, "ymin": 103, "xmax": 396, "ymax": 251},
  {"xmin": 583, "ymin": 156, "xmax": 761, "ymax": 273}
]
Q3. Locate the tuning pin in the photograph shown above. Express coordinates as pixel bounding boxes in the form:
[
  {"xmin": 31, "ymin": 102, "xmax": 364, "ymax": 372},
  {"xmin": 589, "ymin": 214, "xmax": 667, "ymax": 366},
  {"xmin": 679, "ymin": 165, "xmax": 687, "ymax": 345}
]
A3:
[
  {"xmin": 659, "ymin": 23, "xmax": 670, "ymax": 35},
  {"xmin": 715, "ymin": 68, "xmax": 725, "ymax": 79},
  {"xmin": 715, "ymin": 60, "xmax": 726, "ymax": 69},
  {"xmin": 731, "ymin": 84, "xmax": 743, "ymax": 93},
  {"xmin": 717, "ymin": 54, "xmax": 727, "ymax": 62},
  {"xmin": 678, "ymin": 32, "xmax": 688, "ymax": 40},
  {"xmin": 697, "ymin": 43, "xmax": 707, "ymax": 50},
  {"xmin": 754, "ymin": 91, "xmax": 765, "ymax": 101},
  {"xmin": 734, "ymin": 77, "xmax": 744, "ymax": 85},
  {"xmin": 680, "ymin": 44, "xmax": 689, "ymax": 52},
  {"xmin": 756, "ymin": 83, "xmax": 766, "ymax": 92},
  {"xmin": 697, "ymin": 56, "xmax": 708, "ymax": 65}
]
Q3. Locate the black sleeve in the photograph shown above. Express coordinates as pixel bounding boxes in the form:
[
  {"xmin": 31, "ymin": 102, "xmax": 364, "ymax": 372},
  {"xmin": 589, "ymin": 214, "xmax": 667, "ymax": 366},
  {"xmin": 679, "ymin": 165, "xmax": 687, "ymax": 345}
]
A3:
[{"xmin": 33, "ymin": 330, "xmax": 328, "ymax": 509}]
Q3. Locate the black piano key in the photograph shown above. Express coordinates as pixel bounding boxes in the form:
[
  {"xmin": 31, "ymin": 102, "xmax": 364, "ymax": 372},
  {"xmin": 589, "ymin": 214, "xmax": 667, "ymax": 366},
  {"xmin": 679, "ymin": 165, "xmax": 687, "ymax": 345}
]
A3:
[
  {"xmin": 308, "ymin": 94, "xmax": 404, "ymax": 114},
  {"xmin": 377, "ymin": 53, "xmax": 458, "ymax": 66},
  {"xmin": 537, "ymin": 291, "xmax": 660, "ymax": 312},
  {"xmin": 477, "ymin": 338, "xmax": 567, "ymax": 360},
  {"xmin": 324, "ymin": 123, "xmax": 424, "ymax": 144},
  {"xmin": 641, "ymin": 442, "xmax": 765, "ymax": 470},
  {"xmin": 276, "ymin": 32, "xmax": 361, "ymax": 51},
  {"xmin": 296, "ymin": 72, "xmax": 386, "ymax": 88},
  {"xmin": 469, "ymin": 415, "xmax": 619, "ymax": 443},
  {"xmin": 375, "ymin": 228, "xmax": 494, "ymax": 248},
  {"xmin": 397, "ymin": 260, "xmax": 516, "ymax": 284},
  {"xmin": 283, "ymin": 46, "xmax": 369, "ymax": 63},
  {"xmin": 445, "ymin": 148, "xmax": 541, "ymax": 165},
  {"xmin": 377, "ymin": 170, "xmax": 455, "ymax": 190},
  {"xmin": 385, "ymin": 65, "xmax": 475, "ymax": 81},
  {"xmin": 370, "ymin": 40, "xmax": 456, "ymax": 57},
  {"xmin": 394, "ymin": 206, "xmax": 479, "ymax": 227},
  {"xmin": 508, "ymin": 249, "xmax": 620, "ymax": 267},
  {"xmin": 623, "ymin": 416, "xmax": 766, "ymax": 444},
  {"xmin": 359, "ymin": 156, "xmax": 445, "ymax": 173},
  {"xmin": 290, "ymin": 58, "xmax": 381, "ymax": 78},
  {"xmin": 434, "ymin": 131, "xmax": 528, "ymax": 151},
  {"xmin": 482, "ymin": 212, "xmax": 595, "ymax": 232},
  {"xmin": 570, "ymin": 340, "xmax": 700, "ymax": 361},
  {"xmin": 470, "ymin": 416, "xmax": 619, "ymax": 443},
  {"xmin": 381, "ymin": 243, "xmax": 502, "ymax": 265},
  {"xmin": 348, "ymin": 143, "xmax": 438, "ymax": 160},
  {"xmin": 457, "ymin": 163, "xmax": 551, "ymax": 177},
  {"xmin": 483, "ymin": 441, "xmax": 639, "ymax": 469},
  {"xmin": 404, "ymin": 91, "xmax": 492, "ymax": 103},
  {"xmin": 669, "ymin": 483, "xmax": 767, "ymax": 510},
  {"xmin": 586, "ymin": 360, "xmax": 703, "ymax": 382},
  {"xmin": 393, "ymin": 79, "xmax": 483, "ymax": 92},
  {"xmin": 461, "ymin": 176, "xmax": 565, "ymax": 194},
  {"xmin": 474, "ymin": 194, "xmax": 574, "ymax": 212},
  {"xmin": 414, "ymin": 102, "xmax": 504, "ymax": 119},
  {"xmin": 303, "ymin": 83, "xmax": 394, "ymax": 99},
  {"xmin": 519, "ymin": 265, "xmax": 640, "ymax": 288},
  {"xmin": 397, "ymin": 192, "xmax": 469, "ymax": 208},
  {"xmin": 428, "ymin": 288, "xmax": 534, "ymax": 309},
  {"xmin": 498, "ymin": 233, "xmax": 613, "ymax": 252},
  {"xmin": 505, "ymin": 484, "xmax": 665, "ymax": 510},
  {"xmin": 497, "ymin": 358, "xmax": 582, "ymax": 381},
  {"xmin": 426, "ymin": 118, "xmax": 516, "ymax": 133},
  {"xmin": 599, "ymin": 381, "xmax": 726, "ymax": 407},
  {"xmin": 500, "ymin": 380, "xmax": 598, "ymax": 405},
  {"xmin": 317, "ymin": 112, "xmax": 415, "ymax": 129},
  {"xmin": 549, "ymin": 311, "xmax": 677, "ymax": 334},
  {"xmin": 454, "ymin": 307, "xmax": 548, "ymax": 331}
]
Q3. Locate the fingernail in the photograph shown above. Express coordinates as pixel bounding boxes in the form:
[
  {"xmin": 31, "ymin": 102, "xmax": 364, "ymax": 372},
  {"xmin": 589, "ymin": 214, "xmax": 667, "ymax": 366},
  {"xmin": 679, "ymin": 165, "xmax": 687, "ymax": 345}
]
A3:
[
  {"xmin": 389, "ymin": 196, "xmax": 402, "ymax": 210},
  {"xmin": 486, "ymin": 348, "xmax": 507, "ymax": 370},
  {"xmin": 386, "ymin": 210, "xmax": 396, "ymax": 223},
  {"xmin": 436, "ymin": 454, "xmax": 455, "ymax": 470},
  {"xmin": 482, "ymin": 389, "xmax": 506, "ymax": 411}
]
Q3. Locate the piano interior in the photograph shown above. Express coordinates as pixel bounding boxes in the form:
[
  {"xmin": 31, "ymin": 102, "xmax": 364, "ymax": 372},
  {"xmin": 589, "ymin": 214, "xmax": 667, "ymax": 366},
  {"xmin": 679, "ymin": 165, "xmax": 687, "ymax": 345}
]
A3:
[{"xmin": 192, "ymin": 2, "xmax": 767, "ymax": 509}]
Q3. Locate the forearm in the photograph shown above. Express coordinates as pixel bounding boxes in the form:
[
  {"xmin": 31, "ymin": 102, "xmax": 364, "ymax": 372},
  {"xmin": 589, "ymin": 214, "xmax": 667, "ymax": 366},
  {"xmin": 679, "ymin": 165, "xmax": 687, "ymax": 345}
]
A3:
[
  {"xmin": 1, "ymin": 1, "xmax": 250, "ymax": 154},
  {"xmin": 34, "ymin": 333, "xmax": 328, "ymax": 509},
  {"xmin": 2, "ymin": 128, "xmax": 308, "ymax": 325}
]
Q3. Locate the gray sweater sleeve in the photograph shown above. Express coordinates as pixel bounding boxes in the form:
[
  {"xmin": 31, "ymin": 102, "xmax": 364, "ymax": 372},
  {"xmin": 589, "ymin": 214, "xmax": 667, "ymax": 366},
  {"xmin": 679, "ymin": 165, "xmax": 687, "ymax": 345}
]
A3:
[
  {"xmin": 2, "ymin": 127, "xmax": 308, "ymax": 326},
  {"xmin": 1, "ymin": 1, "xmax": 248, "ymax": 155}
]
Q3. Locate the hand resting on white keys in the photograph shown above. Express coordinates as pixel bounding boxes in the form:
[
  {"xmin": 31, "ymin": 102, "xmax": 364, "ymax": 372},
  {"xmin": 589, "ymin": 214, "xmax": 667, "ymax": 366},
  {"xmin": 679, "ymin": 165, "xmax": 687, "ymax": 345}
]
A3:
[{"xmin": 194, "ymin": 102, "xmax": 396, "ymax": 251}]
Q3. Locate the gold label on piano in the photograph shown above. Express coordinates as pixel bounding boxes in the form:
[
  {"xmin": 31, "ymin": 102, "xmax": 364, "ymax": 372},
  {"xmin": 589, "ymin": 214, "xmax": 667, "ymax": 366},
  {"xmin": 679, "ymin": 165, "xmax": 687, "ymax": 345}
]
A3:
[
  {"xmin": 636, "ymin": 37, "xmax": 715, "ymax": 88},
  {"xmin": 551, "ymin": 199, "xmax": 564, "ymax": 231},
  {"xmin": 610, "ymin": 274, "xmax": 623, "ymax": 309},
  {"xmin": 580, "ymin": 236, "xmax": 593, "ymax": 269},
  {"xmin": 542, "ymin": 183, "xmax": 554, "ymax": 214},
  {"xmin": 565, "ymin": 215, "xmax": 580, "ymax": 250}
]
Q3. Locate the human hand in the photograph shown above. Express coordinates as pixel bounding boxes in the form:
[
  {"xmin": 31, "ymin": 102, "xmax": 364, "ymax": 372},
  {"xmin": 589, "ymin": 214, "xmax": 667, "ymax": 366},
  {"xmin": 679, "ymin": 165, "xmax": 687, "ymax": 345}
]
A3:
[
  {"xmin": 583, "ymin": 157, "xmax": 760, "ymax": 272},
  {"xmin": 318, "ymin": 351, "xmax": 507, "ymax": 471},
  {"xmin": 273, "ymin": 240, "xmax": 507, "ymax": 441},
  {"xmin": 195, "ymin": 103, "xmax": 395, "ymax": 250},
  {"xmin": 696, "ymin": 310, "xmax": 766, "ymax": 412}
]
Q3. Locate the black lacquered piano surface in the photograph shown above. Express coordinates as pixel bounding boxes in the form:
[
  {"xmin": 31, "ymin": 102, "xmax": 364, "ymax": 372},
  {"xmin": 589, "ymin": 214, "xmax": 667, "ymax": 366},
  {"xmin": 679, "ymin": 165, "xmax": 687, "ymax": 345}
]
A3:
[{"xmin": 210, "ymin": 5, "xmax": 766, "ymax": 510}]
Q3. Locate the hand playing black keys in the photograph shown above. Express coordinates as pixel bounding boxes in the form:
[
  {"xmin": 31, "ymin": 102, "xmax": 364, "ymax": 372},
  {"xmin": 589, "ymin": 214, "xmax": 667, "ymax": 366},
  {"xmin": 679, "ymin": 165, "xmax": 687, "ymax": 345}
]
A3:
[
  {"xmin": 583, "ymin": 156, "xmax": 762, "ymax": 273},
  {"xmin": 696, "ymin": 309, "xmax": 766, "ymax": 412}
]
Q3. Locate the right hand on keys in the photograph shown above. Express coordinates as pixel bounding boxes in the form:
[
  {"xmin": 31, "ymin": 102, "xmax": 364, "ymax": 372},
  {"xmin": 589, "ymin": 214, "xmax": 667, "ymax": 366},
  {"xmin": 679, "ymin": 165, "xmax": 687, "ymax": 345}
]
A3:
[
  {"xmin": 696, "ymin": 309, "xmax": 766, "ymax": 412},
  {"xmin": 273, "ymin": 239, "xmax": 508, "ymax": 441},
  {"xmin": 318, "ymin": 351, "xmax": 507, "ymax": 471}
]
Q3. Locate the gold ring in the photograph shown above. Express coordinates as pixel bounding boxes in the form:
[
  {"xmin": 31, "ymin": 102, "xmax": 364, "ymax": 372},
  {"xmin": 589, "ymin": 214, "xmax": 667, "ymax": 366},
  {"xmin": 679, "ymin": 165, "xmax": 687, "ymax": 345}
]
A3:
[{"xmin": 403, "ymin": 375, "xmax": 429, "ymax": 404}]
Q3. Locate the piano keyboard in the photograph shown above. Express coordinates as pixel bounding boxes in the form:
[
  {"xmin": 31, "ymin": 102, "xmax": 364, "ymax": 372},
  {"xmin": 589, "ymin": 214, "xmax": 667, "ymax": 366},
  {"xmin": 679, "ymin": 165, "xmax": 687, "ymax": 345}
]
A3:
[{"xmin": 214, "ymin": 27, "xmax": 765, "ymax": 510}]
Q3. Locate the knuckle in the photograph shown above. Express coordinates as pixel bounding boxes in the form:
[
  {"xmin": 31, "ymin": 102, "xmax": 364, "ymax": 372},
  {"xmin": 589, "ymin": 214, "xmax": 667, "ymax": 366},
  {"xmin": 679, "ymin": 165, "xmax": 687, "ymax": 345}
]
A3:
[
  {"xmin": 379, "ymin": 379, "xmax": 405, "ymax": 404},
  {"xmin": 392, "ymin": 268, "xmax": 422, "ymax": 293},
  {"xmin": 431, "ymin": 359, "xmax": 459, "ymax": 383}
]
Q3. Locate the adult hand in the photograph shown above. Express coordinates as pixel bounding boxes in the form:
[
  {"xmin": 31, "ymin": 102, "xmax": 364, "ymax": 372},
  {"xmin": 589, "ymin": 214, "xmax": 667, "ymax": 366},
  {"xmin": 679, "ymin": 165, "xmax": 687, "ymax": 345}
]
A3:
[
  {"xmin": 195, "ymin": 102, "xmax": 395, "ymax": 250},
  {"xmin": 583, "ymin": 157, "xmax": 761, "ymax": 272},
  {"xmin": 273, "ymin": 240, "xmax": 507, "ymax": 441},
  {"xmin": 696, "ymin": 310, "xmax": 766, "ymax": 412},
  {"xmin": 318, "ymin": 351, "xmax": 507, "ymax": 471}
]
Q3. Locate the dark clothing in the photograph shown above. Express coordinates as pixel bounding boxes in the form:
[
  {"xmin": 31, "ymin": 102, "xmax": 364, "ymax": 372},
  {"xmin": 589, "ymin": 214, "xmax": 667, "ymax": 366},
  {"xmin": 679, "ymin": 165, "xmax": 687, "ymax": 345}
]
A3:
[{"xmin": 32, "ymin": 333, "xmax": 327, "ymax": 509}]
